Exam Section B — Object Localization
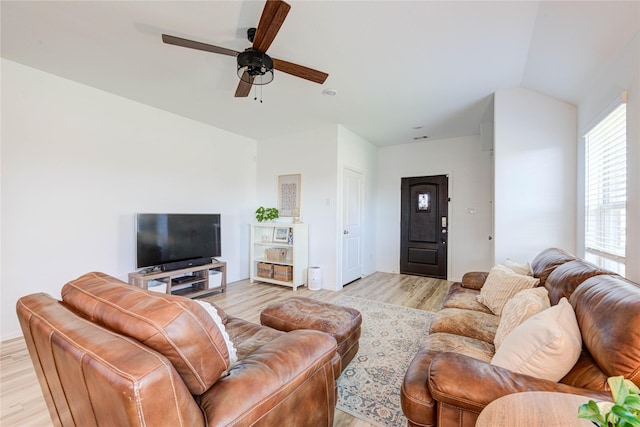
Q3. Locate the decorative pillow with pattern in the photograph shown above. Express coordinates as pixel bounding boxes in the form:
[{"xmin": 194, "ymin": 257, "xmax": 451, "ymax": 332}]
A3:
[
  {"xmin": 477, "ymin": 264, "xmax": 540, "ymax": 315},
  {"xmin": 494, "ymin": 287, "xmax": 550, "ymax": 349}
]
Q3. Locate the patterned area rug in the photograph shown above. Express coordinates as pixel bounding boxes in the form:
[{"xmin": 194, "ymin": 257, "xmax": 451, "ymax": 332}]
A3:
[{"xmin": 334, "ymin": 296, "xmax": 434, "ymax": 427}]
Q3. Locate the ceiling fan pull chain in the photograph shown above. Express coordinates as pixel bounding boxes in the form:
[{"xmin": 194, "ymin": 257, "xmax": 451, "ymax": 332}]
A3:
[{"xmin": 253, "ymin": 76, "xmax": 264, "ymax": 103}]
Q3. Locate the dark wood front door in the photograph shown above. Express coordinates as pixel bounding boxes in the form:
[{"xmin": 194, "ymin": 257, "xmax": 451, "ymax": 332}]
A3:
[{"xmin": 400, "ymin": 175, "xmax": 448, "ymax": 278}]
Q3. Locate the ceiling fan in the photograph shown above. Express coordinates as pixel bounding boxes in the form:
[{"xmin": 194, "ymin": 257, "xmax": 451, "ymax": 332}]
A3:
[{"xmin": 162, "ymin": 0, "xmax": 329, "ymax": 98}]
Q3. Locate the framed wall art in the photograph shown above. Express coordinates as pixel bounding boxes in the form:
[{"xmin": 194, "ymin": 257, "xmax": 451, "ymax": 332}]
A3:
[{"xmin": 278, "ymin": 174, "xmax": 301, "ymax": 217}]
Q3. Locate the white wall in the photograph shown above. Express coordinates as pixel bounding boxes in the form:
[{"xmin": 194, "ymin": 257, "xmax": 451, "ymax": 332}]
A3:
[
  {"xmin": 1, "ymin": 60, "xmax": 257, "ymax": 340},
  {"xmin": 576, "ymin": 33, "xmax": 640, "ymax": 282},
  {"xmin": 493, "ymin": 87, "xmax": 577, "ymax": 264},
  {"xmin": 257, "ymin": 124, "xmax": 377, "ymax": 290},
  {"xmin": 257, "ymin": 125, "xmax": 340, "ymax": 288},
  {"xmin": 376, "ymin": 135, "xmax": 493, "ymax": 281},
  {"xmin": 337, "ymin": 126, "xmax": 378, "ymax": 284}
]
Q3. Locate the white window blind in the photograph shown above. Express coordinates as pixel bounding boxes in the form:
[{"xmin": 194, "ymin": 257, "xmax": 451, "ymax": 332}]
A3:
[{"xmin": 584, "ymin": 103, "xmax": 626, "ymax": 275}]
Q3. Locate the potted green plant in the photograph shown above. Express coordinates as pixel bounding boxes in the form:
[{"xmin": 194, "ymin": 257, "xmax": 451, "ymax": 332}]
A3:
[
  {"xmin": 578, "ymin": 376, "xmax": 640, "ymax": 426},
  {"xmin": 255, "ymin": 207, "xmax": 279, "ymax": 222}
]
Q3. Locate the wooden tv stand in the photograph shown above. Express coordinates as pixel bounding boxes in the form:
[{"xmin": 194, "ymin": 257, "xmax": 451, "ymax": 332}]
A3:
[{"xmin": 128, "ymin": 260, "xmax": 226, "ymax": 298}]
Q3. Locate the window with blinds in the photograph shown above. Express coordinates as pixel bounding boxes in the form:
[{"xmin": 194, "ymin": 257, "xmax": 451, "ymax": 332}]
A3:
[{"xmin": 584, "ymin": 103, "xmax": 626, "ymax": 275}]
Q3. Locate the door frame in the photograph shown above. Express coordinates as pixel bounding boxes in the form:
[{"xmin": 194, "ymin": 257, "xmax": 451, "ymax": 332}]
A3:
[
  {"xmin": 398, "ymin": 171, "xmax": 453, "ymax": 279},
  {"xmin": 341, "ymin": 167, "xmax": 363, "ymax": 286}
]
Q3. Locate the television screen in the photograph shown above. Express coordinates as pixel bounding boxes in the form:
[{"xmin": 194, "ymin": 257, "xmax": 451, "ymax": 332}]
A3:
[{"xmin": 136, "ymin": 213, "xmax": 221, "ymax": 269}]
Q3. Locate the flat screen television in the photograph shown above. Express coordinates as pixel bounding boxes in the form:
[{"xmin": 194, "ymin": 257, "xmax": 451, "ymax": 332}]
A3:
[{"xmin": 135, "ymin": 213, "xmax": 221, "ymax": 270}]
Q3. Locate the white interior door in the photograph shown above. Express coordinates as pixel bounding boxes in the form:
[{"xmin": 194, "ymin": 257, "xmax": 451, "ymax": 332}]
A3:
[{"xmin": 342, "ymin": 168, "xmax": 362, "ymax": 285}]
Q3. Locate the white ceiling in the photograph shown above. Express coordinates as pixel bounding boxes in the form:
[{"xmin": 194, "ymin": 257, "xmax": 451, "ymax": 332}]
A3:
[{"xmin": 2, "ymin": 1, "xmax": 638, "ymax": 146}]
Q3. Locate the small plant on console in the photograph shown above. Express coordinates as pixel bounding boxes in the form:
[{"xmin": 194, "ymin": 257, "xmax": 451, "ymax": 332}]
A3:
[{"xmin": 255, "ymin": 207, "xmax": 279, "ymax": 222}]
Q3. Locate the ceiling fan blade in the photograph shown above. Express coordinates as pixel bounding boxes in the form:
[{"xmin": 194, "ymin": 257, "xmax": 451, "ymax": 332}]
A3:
[
  {"xmin": 235, "ymin": 73, "xmax": 255, "ymax": 97},
  {"xmin": 162, "ymin": 34, "xmax": 239, "ymax": 57},
  {"xmin": 273, "ymin": 58, "xmax": 329, "ymax": 84},
  {"xmin": 252, "ymin": 0, "xmax": 291, "ymax": 53}
]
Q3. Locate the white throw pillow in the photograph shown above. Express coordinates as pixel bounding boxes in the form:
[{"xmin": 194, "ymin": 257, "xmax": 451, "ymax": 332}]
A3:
[
  {"xmin": 477, "ymin": 264, "xmax": 540, "ymax": 315},
  {"xmin": 491, "ymin": 298, "xmax": 582, "ymax": 382},
  {"xmin": 502, "ymin": 258, "xmax": 533, "ymax": 276},
  {"xmin": 196, "ymin": 300, "xmax": 238, "ymax": 370},
  {"xmin": 494, "ymin": 287, "xmax": 551, "ymax": 349}
]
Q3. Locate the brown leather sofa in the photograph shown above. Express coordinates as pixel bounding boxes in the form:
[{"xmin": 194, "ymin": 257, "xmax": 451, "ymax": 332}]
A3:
[
  {"xmin": 401, "ymin": 248, "xmax": 640, "ymax": 427},
  {"xmin": 17, "ymin": 272, "xmax": 339, "ymax": 426}
]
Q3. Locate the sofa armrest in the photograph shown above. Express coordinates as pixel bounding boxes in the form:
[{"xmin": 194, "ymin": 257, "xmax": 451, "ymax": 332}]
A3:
[
  {"xmin": 199, "ymin": 329, "xmax": 338, "ymax": 426},
  {"xmin": 461, "ymin": 272, "xmax": 489, "ymax": 290},
  {"xmin": 429, "ymin": 352, "xmax": 610, "ymax": 413}
]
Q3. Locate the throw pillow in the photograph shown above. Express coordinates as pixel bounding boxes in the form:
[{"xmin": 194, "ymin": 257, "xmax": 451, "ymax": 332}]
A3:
[
  {"xmin": 502, "ymin": 258, "xmax": 533, "ymax": 276},
  {"xmin": 196, "ymin": 300, "xmax": 238, "ymax": 370},
  {"xmin": 477, "ymin": 264, "xmax": 540, "ymax": 315},
  {"xmin": 491, "ymin": 297, "xmax": 582, "ymax": 382},
  {"xmin": 494, "ymin": 287, "xmax": 551, "ymax": 349}
]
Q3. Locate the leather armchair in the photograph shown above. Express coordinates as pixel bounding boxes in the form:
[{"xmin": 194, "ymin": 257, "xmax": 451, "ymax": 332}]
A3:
[{"xmin": 17, "ymin": 272, "xmax": 338, "ymax": 426}]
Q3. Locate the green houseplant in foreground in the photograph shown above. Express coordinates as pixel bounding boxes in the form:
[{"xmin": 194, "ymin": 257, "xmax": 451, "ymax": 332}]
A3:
[
  {"xmin": 578, "ymin": 376, "xmax": 640, "ymax": 427},
  {"xmin": 255, "ymin": 207, "xmax": 279, "ymax": 222}
]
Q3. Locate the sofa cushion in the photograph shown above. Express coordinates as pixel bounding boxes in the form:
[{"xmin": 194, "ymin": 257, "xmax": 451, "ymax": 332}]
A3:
[
  {"xmin": 531, "ymin": 247, "xmax": 577, "ymax": 286},
  {"xmin": 422, "ymin": 333, "xmax": 495, "ymax": 364},
  {"xmin": 61, "ymin": 272, "xmax": 231, "ymax": 395},
  {"xmin": 477, "ymin": 264, "xmax": 540, "ymax": 315},
  {"xmin": 544, "ymin": 259, "xmax": 613, "ymax": 305},
  {"xmin": 442, "ymin": 283, "xmax": 493, "ymax": 313},
  {"xmin": 494, "ymin": 287, "xmax": 550, "ymax": 349},
  {"xmin": 491, "ymin": 298, "xmax": 582, "ymax": 382},
  {"xmin": 570, "ymin": 275, "xmax": 640, "ymax": 388},
  {"xmin": 560, "ymin": 350, "xmax": 611, "ymax": 391},
  {"xmin": 429, "ymin": 308, "xmax": 499, "ymax": 344}
]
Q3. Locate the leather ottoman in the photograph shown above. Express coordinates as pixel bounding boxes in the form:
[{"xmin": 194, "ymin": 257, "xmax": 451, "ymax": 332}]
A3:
[{"xmin": 260, "ymin": 297, "xmax": 362, "ymax": 372}]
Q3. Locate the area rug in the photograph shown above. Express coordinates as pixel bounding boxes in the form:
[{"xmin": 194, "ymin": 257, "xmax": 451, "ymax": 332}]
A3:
[{"xmin": 334, "ymin": 296, "xmax": 434, "ymax": 427}]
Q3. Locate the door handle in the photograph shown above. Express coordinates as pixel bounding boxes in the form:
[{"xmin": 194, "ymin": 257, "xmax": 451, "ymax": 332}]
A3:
[{"xmin": 343, "ymin": 230, "xmax": 349, "ymax": 234}]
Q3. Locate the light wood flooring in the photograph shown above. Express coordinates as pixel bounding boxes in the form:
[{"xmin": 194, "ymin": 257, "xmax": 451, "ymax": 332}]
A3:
[{"xmin": 1, "ymin": 272, "xmax": 450, "ymax": 427}]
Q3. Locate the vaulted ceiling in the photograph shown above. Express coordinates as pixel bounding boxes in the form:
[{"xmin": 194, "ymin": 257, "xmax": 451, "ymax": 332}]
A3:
[{"xmin": 2, "ymin": 1, "xmax": 638, "ymax": 146}]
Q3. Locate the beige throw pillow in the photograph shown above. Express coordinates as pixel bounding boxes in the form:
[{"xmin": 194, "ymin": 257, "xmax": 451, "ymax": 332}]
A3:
[
  {"xmin": 491, "ymin": 298, "xmax": 582, "ymax": 382},
  {"xmin": 494, "ymin": 287, "xmax": 551, "ymax": 349},
  {"xmin": 502, "ymin": 258, "xmax": 533, "ymax": 276},
  {"xmin": 477, "ymin": 264, "xmax": 540, "ymax": 315},
  {"xmin": 196, "ymin": 300, "xmax": 238, "ymax": 371}
]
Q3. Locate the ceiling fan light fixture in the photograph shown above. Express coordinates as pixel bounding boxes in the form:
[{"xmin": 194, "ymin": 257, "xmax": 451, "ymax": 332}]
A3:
[{"xmin": 237, "ymin": 49, "xmax": 274, "ymax": 85}]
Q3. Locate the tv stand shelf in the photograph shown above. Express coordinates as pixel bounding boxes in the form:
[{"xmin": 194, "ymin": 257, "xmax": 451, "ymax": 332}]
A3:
[{"xmin": 128, "ymin": 261, "xmax": 226, "ymax": 298}]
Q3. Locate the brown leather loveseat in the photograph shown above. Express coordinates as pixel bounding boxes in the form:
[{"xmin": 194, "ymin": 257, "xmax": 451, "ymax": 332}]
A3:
[
  {"xmin": 401, "ymin": 248, "xmax": 640, "ymax": 427},
  {"xmin": 17, "ymin": 272, "xmax": 339, "ymax": 426}
]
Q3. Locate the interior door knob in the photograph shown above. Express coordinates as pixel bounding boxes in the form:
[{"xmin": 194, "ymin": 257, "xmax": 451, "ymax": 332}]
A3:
[{"xmin": 343, "ymin": 230, "xmax": 349, "ymax": 234}]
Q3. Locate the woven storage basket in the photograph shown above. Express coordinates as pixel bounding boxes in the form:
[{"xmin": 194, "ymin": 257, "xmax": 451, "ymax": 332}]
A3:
[
  {"xmin": 265, "ymin": 248, "xmax": 288, "ymax": 262},
  {"xmin": 273, "ymin": 265, "xmax": 293, "ymax": 282},
  {"xmin": 257, "ymin": 262, "xmax": 273, "ymax": 278}
]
